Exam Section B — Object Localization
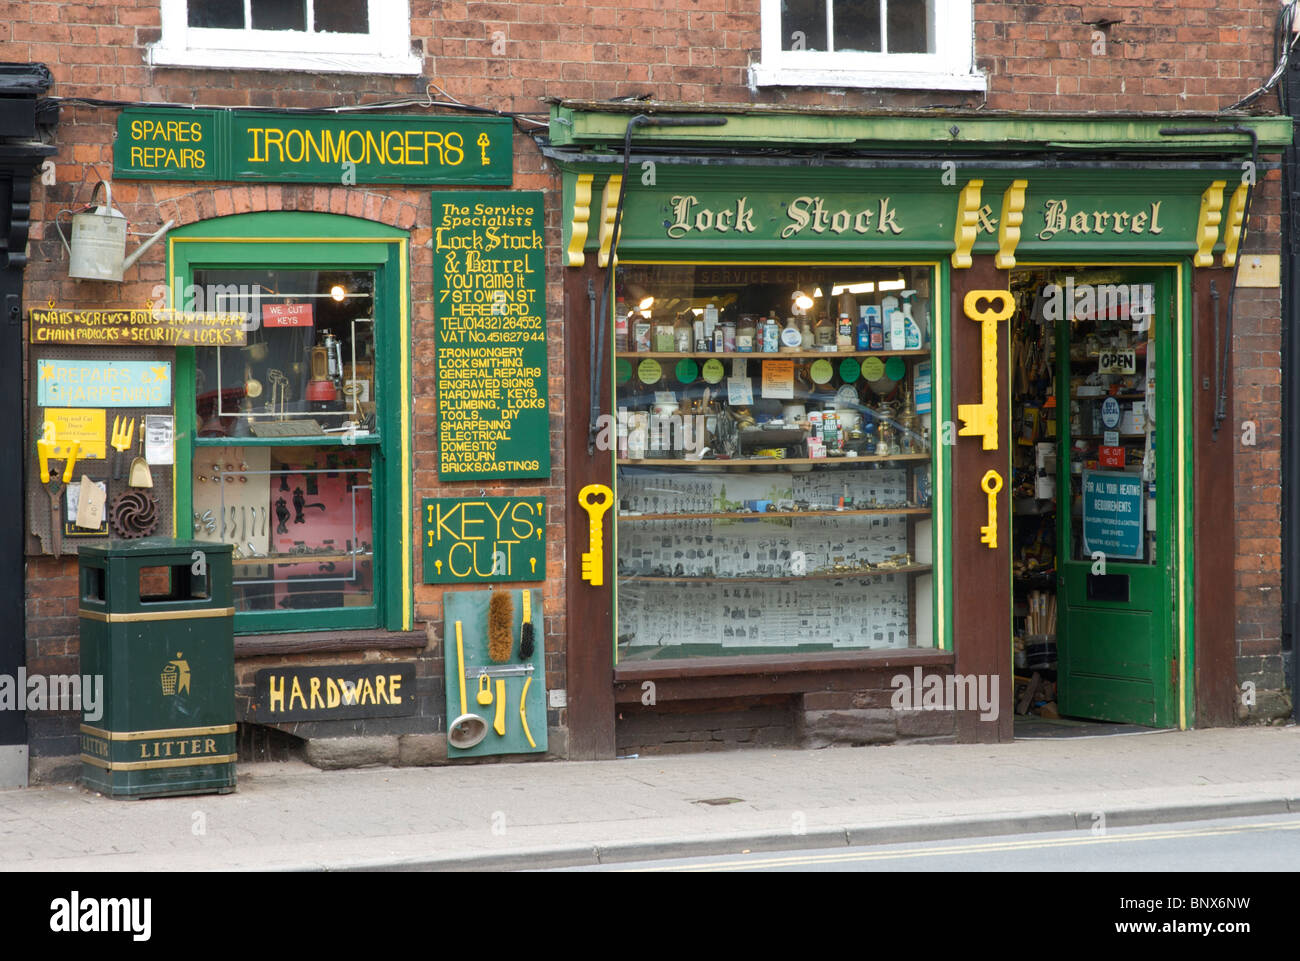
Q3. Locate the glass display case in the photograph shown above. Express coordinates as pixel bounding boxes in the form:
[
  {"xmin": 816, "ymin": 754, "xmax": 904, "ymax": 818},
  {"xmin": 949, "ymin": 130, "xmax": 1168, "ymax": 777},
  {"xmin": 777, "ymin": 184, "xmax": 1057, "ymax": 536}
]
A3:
[{"xmin": 612, "ymin": 262, "xmax": 937, "ymax": 660}]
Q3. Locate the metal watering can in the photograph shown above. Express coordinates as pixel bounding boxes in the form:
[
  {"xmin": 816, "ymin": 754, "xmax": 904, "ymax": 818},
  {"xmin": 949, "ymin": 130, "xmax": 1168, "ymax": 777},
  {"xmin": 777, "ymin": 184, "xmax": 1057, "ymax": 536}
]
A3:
[{"xmin": 55, "ymin": 180, "xmax": 174, "ymax": 282}]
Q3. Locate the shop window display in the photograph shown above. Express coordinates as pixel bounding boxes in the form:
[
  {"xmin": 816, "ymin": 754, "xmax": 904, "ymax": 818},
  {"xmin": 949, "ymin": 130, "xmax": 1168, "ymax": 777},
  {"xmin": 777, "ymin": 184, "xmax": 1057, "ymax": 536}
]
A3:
[
  {"xmin": 190, "ymin": 268, "xmax": 376, "ymax": 614},
  {"xmin": 613, "ymin": 263, "xmax": 937, "ymax": 659}
]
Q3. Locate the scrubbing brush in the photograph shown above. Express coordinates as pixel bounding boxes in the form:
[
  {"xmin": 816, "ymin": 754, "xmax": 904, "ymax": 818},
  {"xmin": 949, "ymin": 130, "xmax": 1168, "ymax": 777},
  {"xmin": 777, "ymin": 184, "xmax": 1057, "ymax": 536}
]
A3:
[
  {"xmin": 488, "ymin": 590, "xmax": 513, "ymax": 663},
  {"xmin": 519, "ymin": 590, "xmax": 535, "ymax": 660}
]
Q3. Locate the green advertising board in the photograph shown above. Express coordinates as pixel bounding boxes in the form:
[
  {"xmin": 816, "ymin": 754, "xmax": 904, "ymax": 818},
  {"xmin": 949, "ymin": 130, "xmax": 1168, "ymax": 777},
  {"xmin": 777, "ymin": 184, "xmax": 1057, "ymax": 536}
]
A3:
[
  {"xmin": 114, "ymin": 108, "xmax": 512, "ymax": 185},
  {"xmin": 434, "ymin": 190, "xmax": 550, "ymax": 480},
  {"xmin": 422, "ymin": 496, "xmax": 546, "ymax": 583}
]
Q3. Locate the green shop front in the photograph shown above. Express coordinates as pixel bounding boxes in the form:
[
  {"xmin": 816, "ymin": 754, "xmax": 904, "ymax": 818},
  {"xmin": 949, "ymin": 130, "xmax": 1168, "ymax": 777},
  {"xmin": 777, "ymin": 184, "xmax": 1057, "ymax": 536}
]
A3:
[{"xmin": 546, "ymin": 103, "xmax": 1289, "ymax": 753}]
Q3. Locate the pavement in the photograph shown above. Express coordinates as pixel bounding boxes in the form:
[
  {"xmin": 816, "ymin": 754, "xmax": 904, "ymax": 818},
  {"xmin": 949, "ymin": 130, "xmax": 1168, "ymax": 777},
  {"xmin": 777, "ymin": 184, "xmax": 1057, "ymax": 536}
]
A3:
[{"xmin": 1, "ymin": 725, "xmax": 1298, "ymax": 872}]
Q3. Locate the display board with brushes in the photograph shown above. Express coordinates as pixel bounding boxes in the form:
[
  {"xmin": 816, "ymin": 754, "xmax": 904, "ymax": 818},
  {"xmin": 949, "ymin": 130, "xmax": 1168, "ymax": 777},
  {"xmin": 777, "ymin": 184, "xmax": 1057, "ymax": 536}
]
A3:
[{"xmin": 444, "ymin": 588, "xmax": 546, "ymax": 758}]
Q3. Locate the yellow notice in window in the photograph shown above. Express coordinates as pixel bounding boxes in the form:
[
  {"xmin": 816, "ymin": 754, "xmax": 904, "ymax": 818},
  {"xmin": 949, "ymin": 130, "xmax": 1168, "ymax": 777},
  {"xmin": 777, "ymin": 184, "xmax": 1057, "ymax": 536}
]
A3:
[
  {"xmin": 42, "ymin": 409, "xmax": 106, "ymax": 460},
  {"xmin": 761, "ymin": 359, "xmax": 794, "ymax": 400}
]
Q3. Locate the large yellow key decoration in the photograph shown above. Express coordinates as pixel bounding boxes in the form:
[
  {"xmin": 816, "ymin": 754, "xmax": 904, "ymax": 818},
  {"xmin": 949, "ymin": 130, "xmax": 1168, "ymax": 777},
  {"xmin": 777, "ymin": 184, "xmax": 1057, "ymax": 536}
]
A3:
[
  {"xmin": 979, "ymin": 470, "xmax": 1002, "ymax": 550},
  {"xmin": 578, "ymin": 483, "xmax": 613, "ymax": 586},
  {"xmin": 957, "ymin": 289, "xmax": 1016, "ymax": 451}
]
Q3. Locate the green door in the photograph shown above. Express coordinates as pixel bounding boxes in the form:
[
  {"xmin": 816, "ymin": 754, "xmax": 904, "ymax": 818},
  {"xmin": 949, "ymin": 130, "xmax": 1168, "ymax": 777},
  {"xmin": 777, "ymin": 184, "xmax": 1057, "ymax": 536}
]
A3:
[{"xmin": 1055, "ymin": 268, "xmax": 1176, "ymax": 727}]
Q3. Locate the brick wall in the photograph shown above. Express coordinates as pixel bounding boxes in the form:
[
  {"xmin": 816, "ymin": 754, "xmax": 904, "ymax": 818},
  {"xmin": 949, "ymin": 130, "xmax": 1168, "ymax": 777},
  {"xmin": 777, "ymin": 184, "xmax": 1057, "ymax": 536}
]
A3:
[{"xmin": 10, "ymin": 0, "xmax": 1288, "ymax": 768}]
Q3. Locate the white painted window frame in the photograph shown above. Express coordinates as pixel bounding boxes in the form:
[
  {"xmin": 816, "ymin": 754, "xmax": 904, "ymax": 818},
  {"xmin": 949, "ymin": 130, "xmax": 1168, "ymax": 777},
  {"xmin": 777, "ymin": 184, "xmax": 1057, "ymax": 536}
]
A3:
[
  {"xmin": 150, "ymin": 0, "xmax": 423, "ymax": 75},
  {"xmin": 752, "ymin": 0, "xmax": 984, "ymax": 91}
]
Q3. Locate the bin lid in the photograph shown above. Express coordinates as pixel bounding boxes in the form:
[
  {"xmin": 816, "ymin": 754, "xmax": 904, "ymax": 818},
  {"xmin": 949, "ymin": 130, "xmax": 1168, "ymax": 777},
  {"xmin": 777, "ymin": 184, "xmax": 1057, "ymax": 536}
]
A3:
[{"xmin": 78, "ymin": 537, "xmax": 234, "ymax": 559}]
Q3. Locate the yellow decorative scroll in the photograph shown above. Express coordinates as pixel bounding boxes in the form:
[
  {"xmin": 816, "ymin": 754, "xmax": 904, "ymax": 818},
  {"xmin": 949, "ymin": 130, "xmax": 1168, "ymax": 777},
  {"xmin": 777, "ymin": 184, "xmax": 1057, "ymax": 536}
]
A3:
[
  {"xmin": 567, "ymin": 172, "xmax": 593, "ymax": 267},
  {"xmin": 597, "ymin": 175, "xmax": 623, "ymax": 268},
  {"xmin": 1193, "ymin": 180, "xmax": 1226, "ymax": 268},
  {"xmin": 957, "ymin": 289, "xmax": 1015, "ymax": 451},
  {"xmin": 950, "ymin": 179, "xmax": 983, "ymax": 269},
  {"xmin": 1221, "ymin": 182, "xmax": 1249, "ymax": 268},
  {"xmin": 994, "ymin": 179, "xmax": 1028, "ymax": 269}
]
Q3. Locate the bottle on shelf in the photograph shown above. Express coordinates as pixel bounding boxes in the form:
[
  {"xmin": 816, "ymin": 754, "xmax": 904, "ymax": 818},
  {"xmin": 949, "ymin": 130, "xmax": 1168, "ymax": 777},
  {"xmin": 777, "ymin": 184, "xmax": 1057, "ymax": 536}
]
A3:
[
  {"xmin": 857, "ymin": 306, "xmax": 873, "ymax": 351},
  {"xmin": 901, "ymin": 290, "xmax": 924, "ymax": 349},
  {"xmin": 674, "ymin": 311, "xmax": 693, "ymax": 352},
  {"xmin": 780, "ymin": 316, "xmax": 803, "ymax": 353},
  {"xmin": 837, "ymin": 313, "xmax": 853, "ymax": 351},
  {"xmin": 801, "ymin": 317, "xmax": 815, "ymax": 349},
  {"xmin": 703, "ymin": 303, "xmax": 718, "ymax": 347},
  {"xmin": 615, "ymin": 308, "xmax": 629, "ymax": 352},
  {"xmin": 653, "ymin": 313, "xmax": 676, "ymax": 352},
  {"xmin": 869, "ymin": 307, "xmax": 884, "ymax": 351},
  {"xmin": 736, "ymin": 315, "xmax": 756, "ymax": 353},
  {"xmin": 763, "ymin": 315, "xmax": 780, "ymax": 353},
  {"xmin": 814, "ymin": 311, "xmax": 834, "ymax": 349}
]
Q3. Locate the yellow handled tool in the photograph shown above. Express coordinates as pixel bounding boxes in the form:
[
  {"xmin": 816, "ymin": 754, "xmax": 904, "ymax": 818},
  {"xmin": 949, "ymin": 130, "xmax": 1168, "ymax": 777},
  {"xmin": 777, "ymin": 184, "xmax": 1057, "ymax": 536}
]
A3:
[
  {"xmin": 493, "ymin": 679, "xmax": 506, "ymax": 736},
  {"xmin": 476, "ymin": 672, "xmax": 493, "ymax": 706},
  {"xmin": 519, "ymin": 676, "xmax": 536, "ymax": 748}
]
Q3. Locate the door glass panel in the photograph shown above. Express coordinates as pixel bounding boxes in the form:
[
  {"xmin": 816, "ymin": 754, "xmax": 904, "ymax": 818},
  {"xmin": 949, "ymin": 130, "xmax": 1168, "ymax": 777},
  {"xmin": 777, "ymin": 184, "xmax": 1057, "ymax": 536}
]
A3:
[{"xmin": 1056, "ymin": 275, "xmax": 1158, "ymax": 565}]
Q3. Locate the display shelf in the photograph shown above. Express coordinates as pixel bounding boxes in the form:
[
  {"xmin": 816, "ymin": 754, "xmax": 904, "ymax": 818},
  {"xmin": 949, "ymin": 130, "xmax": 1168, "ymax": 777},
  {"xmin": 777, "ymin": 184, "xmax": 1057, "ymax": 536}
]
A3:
[
  {"xmin": 618, "ymin": 453, "xmax": 930, "ymax": 467},
  {"xmin": 616, "ymin": 349, "xmax": 930, "ymax": 360},
  {"xmin": 618, "ymin": 507, "xmax": 929, "ymax": 521},
  {"xmin": 620, "ymin": 564, "xmax": 931, "ymax": 584}
]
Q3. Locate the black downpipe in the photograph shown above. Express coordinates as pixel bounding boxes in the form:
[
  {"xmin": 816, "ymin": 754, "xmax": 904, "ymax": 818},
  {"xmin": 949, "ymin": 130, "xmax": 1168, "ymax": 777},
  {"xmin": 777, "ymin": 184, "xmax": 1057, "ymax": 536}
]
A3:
[
  {"xmin": 1159, "ymin": 126, "xmax": 1258, "ymax": 437},
  {"xmin": 588, "ymin": 115, "xmax": 727, "ymax": 454},
  {"xmin": 1284, "ymin": 59, "xmax": 1300, "ymax": 720}
]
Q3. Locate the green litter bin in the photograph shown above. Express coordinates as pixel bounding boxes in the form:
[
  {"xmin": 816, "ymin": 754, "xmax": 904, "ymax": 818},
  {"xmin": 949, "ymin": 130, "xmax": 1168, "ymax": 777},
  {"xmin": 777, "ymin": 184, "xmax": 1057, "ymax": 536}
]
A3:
[{"xmin": 78, "ymin": 538, "xmax": 237, "ymax": 799}]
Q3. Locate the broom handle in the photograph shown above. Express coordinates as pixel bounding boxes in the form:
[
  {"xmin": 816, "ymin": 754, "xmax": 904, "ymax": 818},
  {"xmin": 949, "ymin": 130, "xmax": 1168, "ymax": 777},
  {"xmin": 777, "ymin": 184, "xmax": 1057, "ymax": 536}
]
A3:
[
  {"xmin": 455, "ymin": 621, "xmax": 468, "ymax": 715},
  {"xmin": 522, "ymin": 588, "xmax": 531, "ymax": 625}
]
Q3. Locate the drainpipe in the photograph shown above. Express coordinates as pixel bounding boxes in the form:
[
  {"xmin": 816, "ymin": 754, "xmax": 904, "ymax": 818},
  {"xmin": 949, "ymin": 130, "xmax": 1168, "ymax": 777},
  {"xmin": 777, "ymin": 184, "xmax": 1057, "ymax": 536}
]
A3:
[{"xmin": 1284, "ymin": 62, "xmax": 1300, "ymax": 722}]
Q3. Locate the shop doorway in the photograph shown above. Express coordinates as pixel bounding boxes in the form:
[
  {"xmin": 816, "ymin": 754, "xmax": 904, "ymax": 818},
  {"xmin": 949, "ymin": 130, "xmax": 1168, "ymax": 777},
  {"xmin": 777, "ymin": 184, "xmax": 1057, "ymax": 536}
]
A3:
[{"xmin": 1009, "ymin": 267, "xmax": 1178, "ymax": 729}]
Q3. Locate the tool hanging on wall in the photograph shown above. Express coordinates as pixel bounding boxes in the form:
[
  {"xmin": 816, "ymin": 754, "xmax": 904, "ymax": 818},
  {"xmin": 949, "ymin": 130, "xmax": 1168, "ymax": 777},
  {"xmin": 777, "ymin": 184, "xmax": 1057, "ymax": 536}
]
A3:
[
  {"xmin": 493, "ymin": 679, "xmax": 506, "ymax": 736},
  {"xmin": 476, "ymin": 672, "xmax": 493, "ymax": 706},
  {"xmin": 448, "ymin": 620, "xmax": 488, "ymax": 750},
  {"xmin": 488, "ymin": 590, "xmax": 514, "ymax": 662},
  {"xmin": 519, "ymin": 676, "xmax": 536, "ymax": 748},
  {"xmin": 519, "ymin": 589, "xmax": 535, "ymax": 660},
  {"xmin": 127, "ymin": 428, "xmax": 152, "ymax": 488},
  {"xmin": 38, "ymin": 428, "xmax": 78, "ymax": 556},
  {"xmin": 109, "ymin": 416, "xmax": 134, "ymax": 482},
  {"xmin": 109, "ymin": 490, "xmax": 158, "ymax": 539}
]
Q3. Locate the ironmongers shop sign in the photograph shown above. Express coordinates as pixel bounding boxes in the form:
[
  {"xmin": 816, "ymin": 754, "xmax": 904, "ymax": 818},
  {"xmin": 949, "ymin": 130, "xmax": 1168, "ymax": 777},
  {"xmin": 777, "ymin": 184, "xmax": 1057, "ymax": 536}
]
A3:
[{"xmin": 114, "ymin": 108, "xmax": 512, "ymax": 185}]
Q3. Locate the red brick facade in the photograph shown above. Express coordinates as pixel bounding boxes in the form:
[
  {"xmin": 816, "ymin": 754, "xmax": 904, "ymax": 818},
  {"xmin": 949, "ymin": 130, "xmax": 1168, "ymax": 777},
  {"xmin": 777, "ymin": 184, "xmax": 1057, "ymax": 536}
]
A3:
[{"xmin": 9, "ymin": 1, "xmax": 1288, "ymax": 773}]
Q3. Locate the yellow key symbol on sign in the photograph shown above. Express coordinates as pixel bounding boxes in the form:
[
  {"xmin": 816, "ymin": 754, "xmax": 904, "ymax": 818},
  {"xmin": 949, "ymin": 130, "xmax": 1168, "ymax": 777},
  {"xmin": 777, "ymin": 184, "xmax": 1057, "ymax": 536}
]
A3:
[
  {"xmin": 578, "ymin": 484, "xmax": 613, "ymax": 586},
  {"xmin": 957, "ymin": 290, "xmax": 1015, "ymax": 451},
  {"xmin": 979, "ymin": 470, "xmax": 1002, "ymax": 550}
]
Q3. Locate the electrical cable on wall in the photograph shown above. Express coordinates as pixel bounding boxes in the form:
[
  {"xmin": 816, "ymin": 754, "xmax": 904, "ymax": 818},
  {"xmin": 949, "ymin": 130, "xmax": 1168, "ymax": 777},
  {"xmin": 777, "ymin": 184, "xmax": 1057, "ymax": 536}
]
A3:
[
  {"xmin": 1225, "ymin": 0, "xmax": 1299, "ymax": 111},
  {"xmin": 46, "ymin": 80, "xmax": 548, "ymax": 133}
]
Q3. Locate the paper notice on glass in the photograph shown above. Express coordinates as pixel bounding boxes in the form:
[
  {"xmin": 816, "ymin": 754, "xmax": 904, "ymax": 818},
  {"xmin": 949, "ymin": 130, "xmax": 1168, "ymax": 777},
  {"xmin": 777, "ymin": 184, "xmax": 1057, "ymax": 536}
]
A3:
[
  {"xmin": 727, "ymin": 377, "xmax": 753, "ymax": 406},
  {"xmin": 761, "ymin": 360, "xmax": 794, "ymax": 399},
  {"xmin": 144, "ymin": 414, "xmax": 174, "ymax": 465}
]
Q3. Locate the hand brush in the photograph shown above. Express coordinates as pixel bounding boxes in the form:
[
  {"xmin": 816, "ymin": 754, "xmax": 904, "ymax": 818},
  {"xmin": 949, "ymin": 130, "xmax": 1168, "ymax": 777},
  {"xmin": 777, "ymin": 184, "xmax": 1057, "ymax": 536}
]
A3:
[
  {"xmin": 488, "ymin": 589, "xmax": 513, "ymax": 663},
  {"xmin": 519, "ymin": 589, "xmax": 535, "ymax": 660}
]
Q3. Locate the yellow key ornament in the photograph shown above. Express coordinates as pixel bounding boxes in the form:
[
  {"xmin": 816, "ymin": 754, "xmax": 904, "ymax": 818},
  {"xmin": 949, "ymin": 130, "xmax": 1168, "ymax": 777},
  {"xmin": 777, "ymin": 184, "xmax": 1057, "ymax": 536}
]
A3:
[
  {"xmin": 957, "ymin": 290, "xmax": 1015, "ymax": 451},
  {"xmin": 980, "ymin": 470, "xmax": 1002, "ymax": 550},
  {"xmin": 578, "ymin": 483, "xmax": 613, "ymax": 586}
]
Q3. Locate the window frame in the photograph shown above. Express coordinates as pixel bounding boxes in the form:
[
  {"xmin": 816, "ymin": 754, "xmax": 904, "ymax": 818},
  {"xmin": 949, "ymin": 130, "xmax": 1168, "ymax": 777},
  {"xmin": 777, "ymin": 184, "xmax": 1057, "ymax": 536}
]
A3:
[
  {"xmin": 753, "ymin": 0, "xmax": 985, "ymax": 91},
  {"xmin": 169, "ymin": 212, "xmax": 413, "ymax": 635},
  {"xmin": 151, "ymin": 0, "xmax": 423, "ymax": 75}
]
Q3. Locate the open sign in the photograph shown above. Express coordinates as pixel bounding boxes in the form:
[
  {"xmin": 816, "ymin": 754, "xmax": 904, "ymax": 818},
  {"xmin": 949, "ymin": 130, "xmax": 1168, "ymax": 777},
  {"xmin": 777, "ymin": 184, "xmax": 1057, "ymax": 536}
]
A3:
[{"xmin": 1098, "ymin": 349, "xmax": 1136, "ymax": 375}]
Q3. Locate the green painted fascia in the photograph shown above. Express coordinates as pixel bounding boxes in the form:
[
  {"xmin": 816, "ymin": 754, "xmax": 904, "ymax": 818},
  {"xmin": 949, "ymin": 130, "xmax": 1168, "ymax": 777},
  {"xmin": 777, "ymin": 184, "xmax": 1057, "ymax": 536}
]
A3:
[{"xmin": 549, "ymin": 104, "xmax": 1293, "ymax": 153}]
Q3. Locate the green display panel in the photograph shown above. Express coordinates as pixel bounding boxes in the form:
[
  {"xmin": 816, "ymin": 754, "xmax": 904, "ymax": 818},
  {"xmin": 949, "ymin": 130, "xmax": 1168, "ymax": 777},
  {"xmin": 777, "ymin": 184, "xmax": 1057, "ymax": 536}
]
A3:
[
  {"xmin": 422, "ymin": 496, "xmax": 546, "ymax": 583},
  {"xmin": 115, "ymin": 109, "xmax": 512, "ymax": 185},
  {"xmin": 444, "ymin": 589, "xmax": 547, "ymax": 759},
  {"xmin": 434, "ymin": 190, "xmax": 550, "ymax": 480}
]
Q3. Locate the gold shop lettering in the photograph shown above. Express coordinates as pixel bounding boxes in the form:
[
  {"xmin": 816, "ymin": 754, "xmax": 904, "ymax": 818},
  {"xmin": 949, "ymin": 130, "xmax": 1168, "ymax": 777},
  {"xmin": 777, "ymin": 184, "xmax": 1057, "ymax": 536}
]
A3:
[
  {"xmin": 137, "ymin": 737, "xmax": 219, "ymax": 759},
  {"xmin": 1036, "ymin": 199, "xmax": 1164, "ymax": 240},
  {"xmin": 665, "ymin": 195, "xmax": 904, "ymax": 239}
]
